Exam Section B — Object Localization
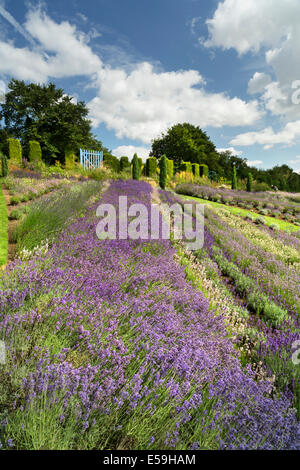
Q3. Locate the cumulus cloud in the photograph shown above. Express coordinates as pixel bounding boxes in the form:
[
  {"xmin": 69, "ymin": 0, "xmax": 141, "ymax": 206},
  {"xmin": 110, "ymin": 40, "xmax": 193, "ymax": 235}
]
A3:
[
  {"xmin": 246, "ymin": 160, "xmax": 263, "ymax": 167},
  {"xmin": 231, "ymin": 121, "xmax": 300, "ymax": 149},
  {"xmin": 217, "ymin": 147, "xmax": 243, "ymax": 156},
  {"xmin": 248, "ymin": 72, "xmax": 272, "ymax": 95},
  {"xmin": 204, "ymin": 0, "xmax": 300, "ymax": 119},
  {"xmin": 0, "ymin": 8, "xmax": 102, "ymax": 82},
  {"xmin": 88, "ymin": 62, "xmax": 262, "ymax": 144},
  {"xmin": 113, "ymin": 145, "xmax": 150, "ymax": 161}
]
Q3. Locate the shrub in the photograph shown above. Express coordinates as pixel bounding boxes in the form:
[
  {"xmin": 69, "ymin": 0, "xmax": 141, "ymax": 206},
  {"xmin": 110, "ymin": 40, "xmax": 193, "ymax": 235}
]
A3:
[
  {"xmin": 232, "ymin": 165, "xmax": 237, "ymax": 190},
  {"xmin": 9, "ymin": 209, "xmax": 22, "ymax": 220},
  {"xmin": 255, "ymin": 216, "xmax": 266, "ymax": 225},
  {"xmin": 103, "ymin": 154, "xmax": 120, "ymax": 173},
  {"xmin": 166, "ymin": 159, "xmax": 174, "ymax": 179},
  {"xmin": 259, "ymin": 209, "xmax": 269, "ymax": 216},
  {"xmin": 253, "ymin": 182, "xmax": 271, "ymax": 192},
  {"xmin": 10, "ymin": 196, "xmax": 21, "ymax": 205},
  {"xmin": 247, "ymin": 173, "xmax": 253, "ymax": 192},
  {"xmin": 64, "ymin": 149, "xmax": 76, "ymax": 170},
  {"xmin": 244, "ymin": 213, "xmax": 253, "ymax": 221},
  {"xmin": 1, "ymin": 152, "xmax": 8, "ymax": 177},
  {"xmin": 21, "ymin": 194, "xmax": 29, "ymax": 203},
  {"xmin": 269, "ymin": 223, "xmax": 279, "ymax": 231},
  {"xmin": 159, "ymin": 155, "xmax": 167, "ymax": 190},
  {"xmin": 28, "ymin": 141, "xmax": 42, "ymax": 163},
  {"xmin": 132, "ymin": 153, "xmax": 140, "ymax": 180},
  {"xmin": 8, "ymin": 138, "xmax": 22, "ymax": 164},
  {"xmin": 199, "ymin": 164, "xmax": 209, "ymax": 177},
  {"xmin": 138, "ymin": 158, "xmax": 143, "ymax": 171},
  {"xmin": 120, "ymin": 156, "xmax": 130, "ymax": 172},
  {"xmin": 145, "ymin": 157, "xmax": 157, "ymax": 177},
  {"xmin": 192, "ymin": 163, "xmax": 200, "ymax": 178},
  {"xmin": 180, "ymin": 161, "xmax": 193, "ymax": 173}
]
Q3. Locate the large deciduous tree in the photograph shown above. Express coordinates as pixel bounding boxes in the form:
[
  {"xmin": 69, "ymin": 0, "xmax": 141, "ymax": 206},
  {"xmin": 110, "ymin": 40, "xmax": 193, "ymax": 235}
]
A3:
[
  {"xmin": 150, "ymin": 123, "xmax": 218, "ymax": 172},
  {"xmin": 0, "ymin": 79, "xmax": 107, "ymax": 164}
]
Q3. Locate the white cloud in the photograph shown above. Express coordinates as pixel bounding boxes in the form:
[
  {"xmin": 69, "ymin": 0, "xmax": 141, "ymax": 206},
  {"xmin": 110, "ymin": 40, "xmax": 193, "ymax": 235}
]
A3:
[
  {"xmin": 289, "ymin": 155, "xmax": 300, "ymax": 165},
  {"xmin": 231, "ymin": 120, "xmax": 300, "ymax": 149},
  {"xmin": 204, "ymin": 0, "xmax": 300, "ymax": 54},
  {"xmin": 0, "ymin": 78, "xmax": 5, "ymax": 103},
  {"xmin": 24, "ymin": 9, "xmax": 102, "ymax": 79},
  {"xmin": 204, "ymin": 0, "xmax": 300, "ymax": 119},
  {"xmin": 248, "ymin": 72, "xmax": 272, "ymax": 95},
  {"xmin": 246, "ymin": 160, "xmax": 263, "ymax": 167},
  {"xmin": 89, "ymin": 62, "xmax": 262, "ymax": 144},
  {"xmin": 0, "ymin": 7, "xmax": 262, "ymax": 146},
  {"xmin": 113, "ymin": 145, "xmax": 150, "ymax": 161},
  {"xmin": 217, "ymin": 147, "xmax": 243, "ymax": 156}
]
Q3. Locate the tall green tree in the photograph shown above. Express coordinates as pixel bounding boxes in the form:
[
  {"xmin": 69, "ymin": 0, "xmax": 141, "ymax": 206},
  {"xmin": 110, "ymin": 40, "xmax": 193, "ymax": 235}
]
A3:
[
  {"xmin": 150, "ymin": 123, "xmax": 217, "ymax": 171},
  {"xmin": 0, "ymin": 79, "xmax": 108, "ymax": 164},
  {"xmin": 232, "ymin": 165, "xmax": 237, "ymax": 190},
  {"xmin": 247, "ymin": 172, "xmax": 253, "ymax": 192},
  {"xmin": 159, "ymin": 155, "xmax": 167, "ymax": 189},
  {"xmin": 132, "ymin": 153, "xmax": 140, "ymax": 180}
]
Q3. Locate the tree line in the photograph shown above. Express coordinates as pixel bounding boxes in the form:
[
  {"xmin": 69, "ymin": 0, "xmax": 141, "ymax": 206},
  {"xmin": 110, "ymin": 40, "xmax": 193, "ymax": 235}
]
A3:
[{"xmin": 151, "ymin": 123, "xmax": 300, "ymax": 192}]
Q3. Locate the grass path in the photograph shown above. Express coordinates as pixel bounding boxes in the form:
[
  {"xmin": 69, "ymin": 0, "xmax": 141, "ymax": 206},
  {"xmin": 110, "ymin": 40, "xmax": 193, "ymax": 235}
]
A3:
[
  {"xmin": 0, "ymin": 184, "xmax": 8, "ymax": 267},
  {"xmin": 181, "ymin": 194, "xmax": 300, "ymax": 233}
]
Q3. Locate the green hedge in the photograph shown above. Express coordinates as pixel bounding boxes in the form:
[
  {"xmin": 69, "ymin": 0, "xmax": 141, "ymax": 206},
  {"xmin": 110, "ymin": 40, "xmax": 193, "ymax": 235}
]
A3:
[
  {"xmin": 132, "ymin": 153, "xmax": 140, "ymax": 180},
  {"xmin": 145, "ymin": 157, "xmax": 157, "ymax": 177},
  {"xmin": 166, "ymin": 159, "xmax": 174, "ymax": 179},
  {"xmin": 159, "ymin": 155, "xmax": 167, "ymax": 189},
  {"xmin": 8, "ymin": 138, "xmax": 22, "ymax": 164},
  {"xmin": 65, "ymin": 149, "xmax": 76, "ymax": 170},
  {"xmin": 120, "ymin": 156, "xmax": 130, "ymax": 171},
  {"xmin": 192, "ymin": 163, "xmax": 200, "ymax": 178},
  {"xmin": 181, "ymin": 161, "xmax": 193, "ymax": 173},
  {"xmin": 199, "ymin": 164, "xmax": 208, "ymax": 177},
  {"xmin": 103, "ymin": 154, "xmax": 120, "ymax": 173},
  {"xmin": 28, "ymin": 141, "xmax": 42, "ymax": 163}
]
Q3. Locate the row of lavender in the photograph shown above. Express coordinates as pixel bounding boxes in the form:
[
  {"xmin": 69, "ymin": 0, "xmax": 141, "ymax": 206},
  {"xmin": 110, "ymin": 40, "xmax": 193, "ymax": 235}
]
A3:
[
  {"xmin": 176, "ymin": 183, "xmax": 300, "ymax": 223},
  {"xmin": 0, "ymin": 180, "xmax": 299, "ymax": 449},
  {"xmin": 160, "ymin": 189, "xmax": 299, "ymax": 422}
]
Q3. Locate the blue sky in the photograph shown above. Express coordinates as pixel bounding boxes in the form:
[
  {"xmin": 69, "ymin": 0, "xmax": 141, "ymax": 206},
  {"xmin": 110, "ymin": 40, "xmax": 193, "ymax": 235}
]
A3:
[{"xmin": 0, "ymin": 0, "xmax": 300, "ymax": 171}]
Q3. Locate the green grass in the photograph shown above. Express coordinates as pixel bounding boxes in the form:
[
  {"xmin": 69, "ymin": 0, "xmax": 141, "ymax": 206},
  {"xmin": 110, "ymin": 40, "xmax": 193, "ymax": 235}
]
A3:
[
  {"xmin": 181, "ymin": 195, "xmax": 300, "ymax": 233},
  {"xmin": 0, "ymin": 184, "xmax": 8, "ymax": 266}
]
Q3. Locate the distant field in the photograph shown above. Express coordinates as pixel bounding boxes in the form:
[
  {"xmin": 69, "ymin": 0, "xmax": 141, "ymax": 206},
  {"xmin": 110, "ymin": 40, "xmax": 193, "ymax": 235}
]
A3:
[{"xmin": 182, "ymin": 194, "xmax": 300, "ymax": 232}]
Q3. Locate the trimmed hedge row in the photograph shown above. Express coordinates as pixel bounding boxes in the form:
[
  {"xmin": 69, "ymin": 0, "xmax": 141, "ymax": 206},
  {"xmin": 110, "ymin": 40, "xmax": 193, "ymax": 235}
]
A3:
[
  {"xmin": 8, "ymin": 138, "xmax": 22, "ymax": 164},
  {"xmin": 29, "ymin": 141, "xmax": 42, "ymax": 163}
]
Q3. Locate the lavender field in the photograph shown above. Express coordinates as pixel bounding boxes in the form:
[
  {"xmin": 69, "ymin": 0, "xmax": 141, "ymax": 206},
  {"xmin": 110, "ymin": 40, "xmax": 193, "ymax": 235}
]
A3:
[{"xmin": 0, "ymin": 180, "xmax": 299, "ymax": 450}]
